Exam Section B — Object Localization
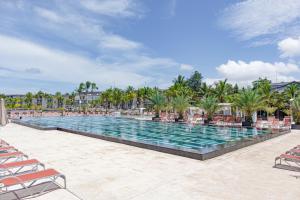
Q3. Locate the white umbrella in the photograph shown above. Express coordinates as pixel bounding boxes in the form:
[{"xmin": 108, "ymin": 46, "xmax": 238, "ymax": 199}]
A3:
[{"xmin": 0, "ymin": 98, "xmax": 7, "ymax": 126}]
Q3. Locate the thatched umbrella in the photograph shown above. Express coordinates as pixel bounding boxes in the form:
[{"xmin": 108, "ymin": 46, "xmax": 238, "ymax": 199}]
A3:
[{"xmin": 0, "ymin": 98, "xmax": 7, "ymax": 126}]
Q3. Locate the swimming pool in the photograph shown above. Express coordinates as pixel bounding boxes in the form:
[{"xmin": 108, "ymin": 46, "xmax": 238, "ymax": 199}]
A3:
[{"xmin": 18, "ymin": 116, "xmax": 281, "ymax": 160}]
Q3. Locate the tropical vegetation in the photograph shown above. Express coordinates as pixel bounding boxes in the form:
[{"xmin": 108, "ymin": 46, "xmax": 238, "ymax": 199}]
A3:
[
  {"xmin": 149, "ymin": 91, "xmax": 166, "ymax": 118},
  {"xmin": 1, "ymin": 71, "xmax": 299, "ymax": 124},
  {"xmin": 199, "ymin": 96, "xmax": 219, "ymax": 122}
]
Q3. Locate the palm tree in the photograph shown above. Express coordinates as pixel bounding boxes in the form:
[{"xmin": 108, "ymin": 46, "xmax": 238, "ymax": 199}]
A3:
[
  {"xmin": 99, "ymin": 88, "xmax": 113, "ymax": 113},
  {"xmin": 285, "ymin": 83, "xmax": 299, "ymax": 99},
  {"xmin": 173, "ymin": 75, "xmax": 187, "ymax": 86},
  {"xmin": 198, "ymin": 96, "xmax": 219, "ymax": 122},
  {"xmin": 125, "ymin": 86, "xmax": 136, "ymax": 109},
  {"xmin": 66, "ymin": 92, "xmax": 76, "ymax": 108},
  {"xmin": 166, "ymin": 83, "xmax": 194, "ymax": 99},
  {"xmin": 54, "ymin": 92, "xmax": 65, "ymax": 109},
  {"xmin": 291, "ymin": 95, "xmax": 300, "ymax": 124},
  {"xmin": 91, "ymin": 82, "xmax": 98, "ymax": 92},
  {"xmin": 91, "ymin": 82, "xmax": 98, "ymax": 105},
  {"xmin": 6, "ymin": 98, "xmax": 14, "ymax": 109},
  {"xmin": 44, "ymin": 93, "xmax": 53, "ymax": 109},
  {"xmin": 137, "ymin": 87, "xmax": 153, "ymax": 108},
  {"xmin": 234, "ymin": 89, "xmax": 264, "ymax": 125},
  {"xmin": 34, "ymin": 91, "xmax": 45, "ymax": 109},
  {"xmin": 111, "ymin": 88, "xmax": 123, "ymax": 109},
  {"xmin": 172, "ymin": 95, "xmax": 190, "ymax": 121},
  {"xmin": 252, "ymin": 78, "xmax": 271, "ymax": 90},
  {"xmin": 214, "ymin": 79, "xmax": 229, "ymax": 103},
  {"xmin": 199, "ymin": 82, "xmax": 212, "ymax": 98},
  {"xmin": 85, "ymin": 81, "xmax": 92, "ymax": 93},
  {"xmin": 77, "ymin": 82, "xmax": 85, "ymax": 93},
  {"xmin": 24, "ymin": 92, "xmax": 33, "ymax": 109},
  {"xmin": 256, "ymin": 79, "xmax": 272, "ymax": 106},
  {"xmin": 149, "ymin": 91, "xmax": 166, "ymax": 119}
]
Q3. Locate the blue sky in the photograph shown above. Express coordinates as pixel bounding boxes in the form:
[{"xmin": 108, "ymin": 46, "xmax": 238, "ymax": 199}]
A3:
[{"xmin": 1, "ymin": 0, "xmax": 300, "ymax": 94}]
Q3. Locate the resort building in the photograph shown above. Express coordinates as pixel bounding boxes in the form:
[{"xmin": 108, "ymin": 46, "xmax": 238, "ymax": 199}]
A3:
[
  {"xmin": 271, "ymin": 81, "xmax": 300, "ymax": 92},
  {"xmin": 217, "ymin": 103, "xmax": 233, "ymax": 116},
  {"xmin": 5, "ymin": 94, "xmax": 25, "ymax": 99},
  {"xmin": 5, "ymin": 94, "xmax": 67, "ymax": 110},
  {"xmin": 74, "ymin": 92, "xmax": 101, "ymax": 106}
]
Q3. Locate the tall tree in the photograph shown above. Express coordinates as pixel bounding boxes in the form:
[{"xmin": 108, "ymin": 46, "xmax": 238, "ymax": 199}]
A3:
[
  {"xmin": 91, "ymin": 82, "xmax": 98, "ymax": 92},
  {"xmin": 44, "ymin": 93, "xmax": 53, "ymax": 109},
  {"xmin": 65, "ymin": 92, "xmax": 76, "ymax": 107},
  {"xmin": 284, "ymin": 83, "xmax": 299, "ymax": 99},
  {"xmin": 214, "ymin": 79, "xmax": 229, "ymax": 103},
  {"xmin": 125, "ymin": 86, "xmax": 136, "ymax": 109},
  {"xmin": 55, "ymin": 92, "xmax": 65, "ymax": 109},
  {"xmin": 166, "ymin": 83, "xmax": 193, "ymax": 99},
  {"xmin": 291, "ymin": 95, "xmax": 300, "ymax": 124},
  {"xmin": 233, "ymin": 84, "xmax": 239, "ymax": 94},
  {"xmin": 252, "ymin": 78, "xmax": 271, "ymax": 90},
  {"xmin": 255, "ymin": 78, "xmax": 273, "ymax": 107},
  {"xmin": 99, "ymin": 88, "xmax": 113, "ymax": 112},
  {"xmin": 34, "ymin": 91, "xmax": 45, "ymax": 107},
  {"xmin": 91, "ymin": 82, "xmax": 98, "ymax": 104},
  {"xmin": 199, "ymin": 82, "xmax": 212, "ymax": 98},
  {"xmin": 173, "ymin": 75, "xmax": 187, "ymax": 86},
  {"xmin": 111, "ymin": 88, "xmax": 123, "ymax": 109},
  {"xmin": 77, "ymin": 82, "xmax": 85, "ymax": 93},
  {"xmin": 137, "ymin": 87, "xmax": 153, "ymax": 108},
  {"xmin": 187, "ymin": 71, "xmax": 203, "ymax": 94},
  {"xmin": 85, "ymin": 81, "xmax": 92, "ymax": 93},
  {"xmin": 24, "ymin": 92, "xmax": 33, "ymax": 109}
]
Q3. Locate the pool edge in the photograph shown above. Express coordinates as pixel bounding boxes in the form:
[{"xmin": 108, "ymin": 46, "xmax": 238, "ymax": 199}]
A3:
[{"xmin": 12, "ymin": 120, "xmax": 290, "ymax": 161}]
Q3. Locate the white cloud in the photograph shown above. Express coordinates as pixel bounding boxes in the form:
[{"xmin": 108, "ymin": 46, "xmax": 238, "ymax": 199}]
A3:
[
  {"xmin": 34, "ymin": 7, "xmax": 64, "ymax": 23},
  {"xmin": 0, "ymin": 1, "xmax": 186, "ymax": 92},
  {"xmin": 100, "ymin": 34, "xmax": 141, "ymax": 50},
  {"xmin": 0, "ymin": 35, "xmax": 151, "ymax": 88},
  {"xmin": 221, "ymin": 0, "xmax": 300, "ymax": 42},
  {"xmin": 216, "ymin": 60, "xmax": 299, "ymax": 85},
  {"xmin": 0, "ymin": 34, "xmax": 182, "ymax": 91},
  {"xmin": 79, "ymin": 0, "xmax": 141, "ymax": 17},
  {"xmin": 180, "ymin": 64, "xmax": 193, "ymax": 71},
  {"xmin": 278, "ymin": 37, "xmax": 300, "ymax": 58},
  {"xmin": 27, "ymin": 2, "xmax": 143, "ymax": 53}
]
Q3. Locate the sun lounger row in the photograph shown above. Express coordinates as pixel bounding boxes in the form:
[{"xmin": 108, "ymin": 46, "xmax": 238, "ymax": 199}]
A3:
[
  {"xmin": 0, "ymin": 139, "xmax": 66, "ymax": 199},
  {"xmin": 256, "ymin": 117, "xmax": 291, "ymax": 130},
  {"xmin": 274, "ymin": 145, "xmax": 300, "ymax": 169}
]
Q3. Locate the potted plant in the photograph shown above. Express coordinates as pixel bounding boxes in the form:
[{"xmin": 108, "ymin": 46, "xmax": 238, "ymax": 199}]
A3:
[
  {"xmin": 149, "ymin": 91, "xmax": 166, "ymax": 121},
  {"xmin": 291, "ymin": 96, "xmax": 300, "ymax": 129},
  {"xmin": 198, "ymin": 96, "xmax": 219, "ymax": 124},
  {"xmin": 234, "ymin": 89, "xmax": 264, "ymax": 127},
  {"xmin": 172, "ymin": 95, "xmax": 190, "ymax": 122}
]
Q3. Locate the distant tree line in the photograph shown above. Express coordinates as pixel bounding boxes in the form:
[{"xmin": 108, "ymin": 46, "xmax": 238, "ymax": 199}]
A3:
[{"xmin": 1, "ymin": 71, "xmax": 300, "ymax": 124}]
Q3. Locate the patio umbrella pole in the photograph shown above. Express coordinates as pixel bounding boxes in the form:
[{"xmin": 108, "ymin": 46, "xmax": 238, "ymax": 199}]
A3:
[{"xmin": 0, "ymin": 98, "xmax": 7, "ymax": 126}]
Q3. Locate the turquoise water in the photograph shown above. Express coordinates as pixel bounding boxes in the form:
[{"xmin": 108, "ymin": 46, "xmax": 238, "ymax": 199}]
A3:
[{"xmin": 21, "ymin": 116, "xmax": 271, "ymax": 153}]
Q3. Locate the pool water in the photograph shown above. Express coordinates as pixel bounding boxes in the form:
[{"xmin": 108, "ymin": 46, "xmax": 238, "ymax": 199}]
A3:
[{"xmin": 21, "ymin": 116, "xmax": 271, "ymax": 153}]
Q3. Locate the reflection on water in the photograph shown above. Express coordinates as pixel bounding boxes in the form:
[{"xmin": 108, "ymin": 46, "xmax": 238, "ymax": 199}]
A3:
[{"xmin": 21, "ymin": 116, "xmax": 271, "ymax": 153}]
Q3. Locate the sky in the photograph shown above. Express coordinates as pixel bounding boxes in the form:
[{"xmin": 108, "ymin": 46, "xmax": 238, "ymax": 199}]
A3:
[{"xmin": 1, "ymin": 0, "xmax": 300, "ymax": 94}]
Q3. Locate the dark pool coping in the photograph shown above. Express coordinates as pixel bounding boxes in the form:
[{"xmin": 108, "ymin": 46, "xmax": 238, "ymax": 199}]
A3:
[{"xmin": 12, "ymin": 120, "xmax": 290, "ymax": 161}]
